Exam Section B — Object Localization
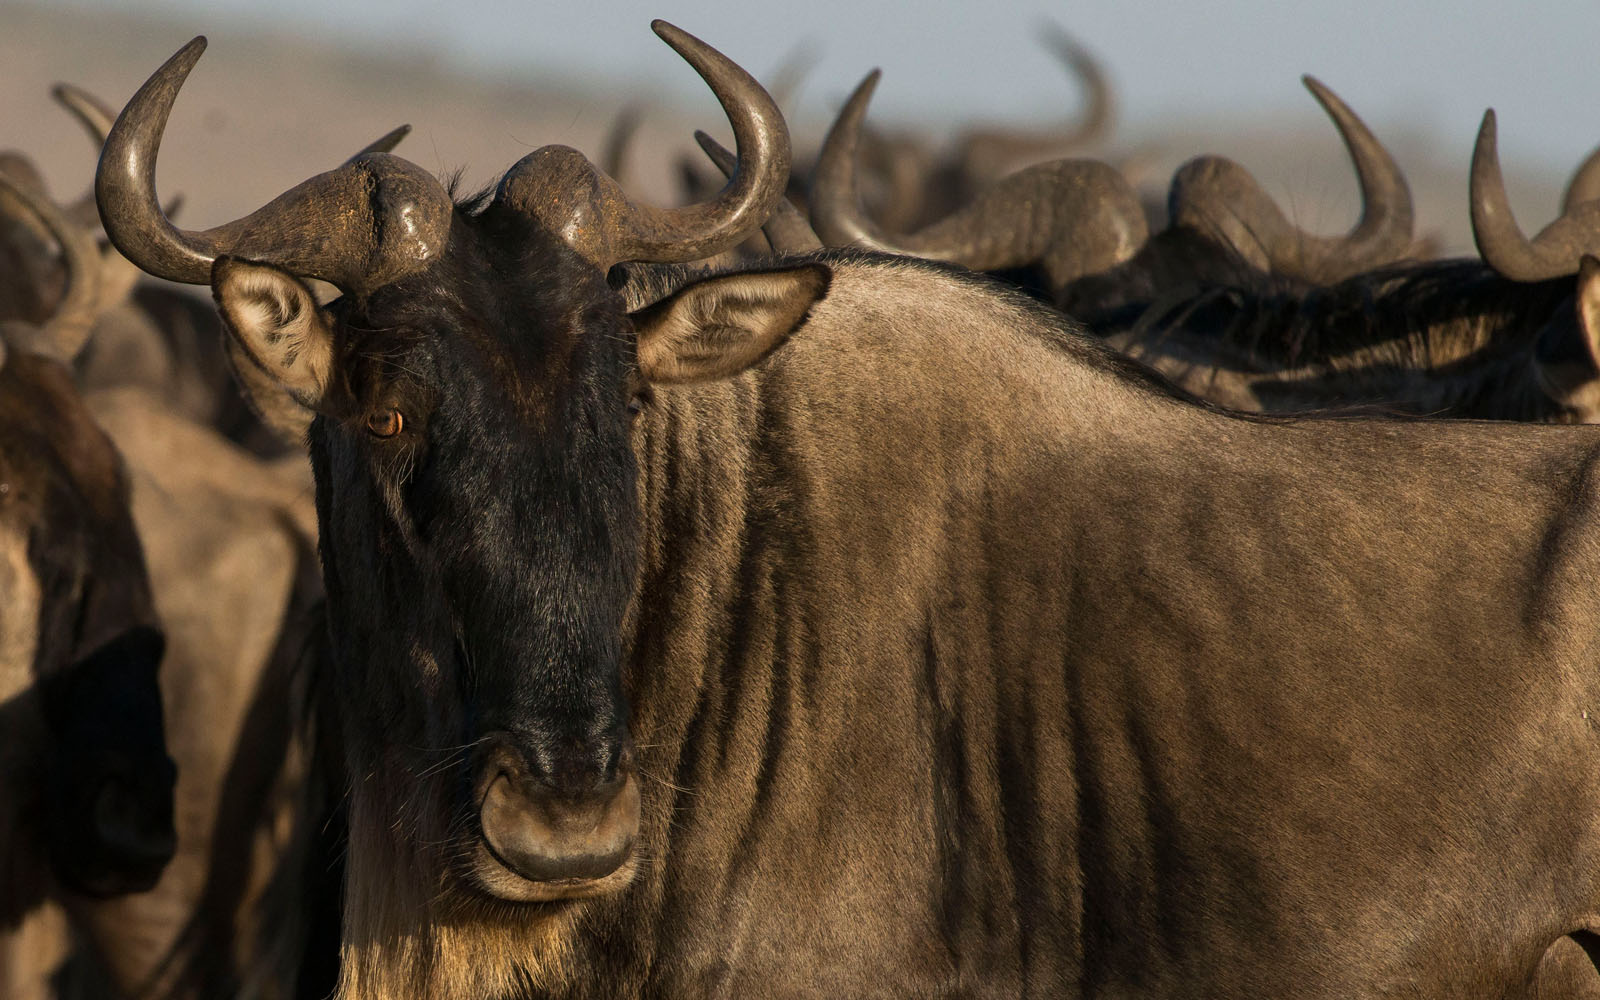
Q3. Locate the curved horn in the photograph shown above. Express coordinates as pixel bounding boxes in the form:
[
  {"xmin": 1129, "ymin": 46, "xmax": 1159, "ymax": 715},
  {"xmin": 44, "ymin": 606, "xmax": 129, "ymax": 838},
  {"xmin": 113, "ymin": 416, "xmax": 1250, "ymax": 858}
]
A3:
[
  {"xmin": 954, "ymin": 22, "xmax": 1114, "ymax": 182},
  {"xmin": 809, "ymin": 71, "xmax": 1146, "ymax": 294},
  {"xmin": 1563, "ymin": 143, "xmax": 1600, "ymax": 215},
  {"xmin": 1471, "ymin": 110, "xmax": 1600, "ymax": 282},
  {"xmin": 53, "ymin": 82, "xmax": 116, "ymax": 146},
  {"xmin": 766, "ymin": 41, "xmax": 820, "ymax": 113},
  {"xmin": 97, "ymin": 37, "xmax": 452, "ymax": 292},
  {"xmin": 53, "ymin": 84, "xmax": 125, "ymax": 229},
  {"xmin": 54, "ymin": 80, "xmax": 234, "ymax": 308},
  {"xmin": 63, "ymin": 78, "xmax": 402, "ymax": 226},
  {"xmin": 0, "ymin": 153, "xmax": 55, "ymax": 247},
  {"xmin": 495, "ymin": 21, "xmax": 791, "ymax": 270},
  {"xmin": 0, "ymin": 172, "xmax": 101, "ymax": 362},
  {"xmin": 1168, "ymin": 76, "xmax": 1413, "ymax": 284},
  {"xmin": 695, "ymin": 130, "xmax": 820, "ymax": 253},
  {"xmin": 0, "ymin": 152, "xmax": 48, "ymax": 197},
  {"xmin": 352, "ymin": 124, "xmax": 412, "ymax": 159},
  {"xmin": 601, "ymin": 106, "xmax": 642, "ymax": 182}
]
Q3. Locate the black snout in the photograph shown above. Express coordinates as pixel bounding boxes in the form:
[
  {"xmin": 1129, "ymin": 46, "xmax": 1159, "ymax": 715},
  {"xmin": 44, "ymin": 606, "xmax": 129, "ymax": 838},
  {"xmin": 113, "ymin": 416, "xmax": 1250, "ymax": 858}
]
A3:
[
  {"xmin": 56, "ymin": 762, "xmax": 179, "ymax": 896},
  {"xmin": 40, "ymin": 626, "xmax": 177, "ymax": 896},
  {"xmin": 476, "ymin": 735, "xmax": 640, "ymax": 885},
  {"xmin": 93, "ymin": 764, "xmax": 179, "ymax": 867}
]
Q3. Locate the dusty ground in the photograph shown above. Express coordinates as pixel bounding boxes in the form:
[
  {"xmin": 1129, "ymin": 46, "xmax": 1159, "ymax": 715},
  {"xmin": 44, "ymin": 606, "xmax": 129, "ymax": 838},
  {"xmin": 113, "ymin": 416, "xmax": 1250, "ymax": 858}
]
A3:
[{"xmin": 0, "ymin": 2, "xmax": 1567, "ymax": 262}]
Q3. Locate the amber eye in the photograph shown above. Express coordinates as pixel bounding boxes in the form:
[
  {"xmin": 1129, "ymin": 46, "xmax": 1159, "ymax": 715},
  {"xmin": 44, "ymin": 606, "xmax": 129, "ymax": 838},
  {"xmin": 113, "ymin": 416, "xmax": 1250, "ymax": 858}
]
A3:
[{"xmin": 366, "ymin": 408, "xmax": 403, "ymax": 438}]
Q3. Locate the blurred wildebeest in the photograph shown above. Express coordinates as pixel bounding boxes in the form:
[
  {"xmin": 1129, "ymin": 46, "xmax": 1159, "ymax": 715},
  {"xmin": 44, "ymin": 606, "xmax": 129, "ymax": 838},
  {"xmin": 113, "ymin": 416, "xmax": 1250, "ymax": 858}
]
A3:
[
  {"xmin": 2, "ymin": 85, "xmax": 408, "ymax": 461},
  {"xmin": 850, "ymin": 21, "xmax": 1120, "ymax": 234},
  {"xmin": 673, "ymin": 23, "xmax": 1122, "ymax": 254},
  {"xmin": 809, "ymin": 69, "xmax": 1416, "ymax": 308},
  {"xmin": 0, "ymin": 86, "xmax": 374, "ymax": 998},
  {"xmin": 102, "ymin": 23, "xmax": 1600, "ymax": 1000},
  {"xmin": 0, "ymin": 172, "xmax": 175, "ymax": 999},
  {"xmin": 804, "ymin": 71, "xmax": 1600, "ymax": 424},
  {"xmin": 1092, "ymin": 113, "xmax": 1600, "ymax": 421}
]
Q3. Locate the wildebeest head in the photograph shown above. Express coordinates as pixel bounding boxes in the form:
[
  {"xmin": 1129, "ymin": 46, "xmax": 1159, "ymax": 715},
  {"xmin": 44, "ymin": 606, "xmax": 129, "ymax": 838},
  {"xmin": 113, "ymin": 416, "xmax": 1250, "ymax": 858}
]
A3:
[
  {"xmin": 0, "ymin": 173, "xmax": 174, "ymax": 904},
  {"xmin": 98, "ymin": 25, "xmax": 823, "ymax": 908},
  {"xmin": 809, "ymin": 71, "xmax": 1415, "ymax": 304}
]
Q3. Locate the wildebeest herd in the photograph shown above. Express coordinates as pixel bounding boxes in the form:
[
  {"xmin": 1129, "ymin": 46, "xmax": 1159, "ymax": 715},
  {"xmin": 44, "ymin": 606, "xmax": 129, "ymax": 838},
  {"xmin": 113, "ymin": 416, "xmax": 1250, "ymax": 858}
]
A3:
[{"xmin": 6, "ymin": 17, "xmax": 1600, "ymax": 1000}]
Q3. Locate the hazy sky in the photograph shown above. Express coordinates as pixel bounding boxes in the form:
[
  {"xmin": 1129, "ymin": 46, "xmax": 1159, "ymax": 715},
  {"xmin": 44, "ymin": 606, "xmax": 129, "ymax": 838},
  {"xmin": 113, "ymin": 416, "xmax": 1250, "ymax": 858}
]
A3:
[{"xmin": 40, "ymin": 0, "xmax": 1600, "ymax": 172}]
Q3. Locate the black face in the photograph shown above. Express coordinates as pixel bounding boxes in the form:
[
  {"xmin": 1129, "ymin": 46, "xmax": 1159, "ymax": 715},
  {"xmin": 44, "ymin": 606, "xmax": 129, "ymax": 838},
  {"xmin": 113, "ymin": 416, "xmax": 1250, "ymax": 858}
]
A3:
[
  {"xmin": 0, "ymin": 351, "xmax": 175, "ymax": 897},
  {"xmin": 309, "ymin": 206, "xmax": 644, "ymax": 900},
  {"xmin": 39, "ymin": 626, "xmax": 175, "ymax": 895}
]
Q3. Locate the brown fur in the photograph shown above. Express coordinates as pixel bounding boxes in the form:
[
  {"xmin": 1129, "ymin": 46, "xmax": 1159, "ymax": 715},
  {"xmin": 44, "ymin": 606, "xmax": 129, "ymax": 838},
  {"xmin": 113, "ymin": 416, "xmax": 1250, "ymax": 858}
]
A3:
[
  {"xmin": 0, "ymin": 157, "xmax": 320, "ymax": 995},
  {"xmin": 304, "ymin": 254, "xmax": 1600, "ymax": 998},
  {"xmin": 0, "ymin": 348, "xmax": 166, "ymax": 968},
  {"xmin": 59, "ymin": 388, "xmax": 321, "ymax": 1000},
  {"xmin": 1105, "ymin": 259, "xmax": 1600, "ymax": 422},
  {"xmin": 0, "ymin": 378, "xmax": 319, "ymax": 997}
]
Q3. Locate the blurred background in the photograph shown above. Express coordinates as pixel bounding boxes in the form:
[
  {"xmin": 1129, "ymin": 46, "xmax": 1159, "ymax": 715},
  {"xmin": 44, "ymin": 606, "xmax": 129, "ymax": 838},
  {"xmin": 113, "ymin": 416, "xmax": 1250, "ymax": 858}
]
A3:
[{"xmin": 3, "ymin": 0, "xmax": 1597, "ymax": 255}]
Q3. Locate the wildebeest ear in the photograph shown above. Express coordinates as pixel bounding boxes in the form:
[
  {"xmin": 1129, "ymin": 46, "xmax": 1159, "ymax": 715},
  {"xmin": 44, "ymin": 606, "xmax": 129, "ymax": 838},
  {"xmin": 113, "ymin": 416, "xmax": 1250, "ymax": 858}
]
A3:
[
  {"xmin": 630, "ymin": 264, "xmax": 830, "ymax": 384},
  {"xmin": 212, "ymin": 257, "xmax": 335, "ymax": 413},
  {"xmin": 1578, "ymin": 255, "xmax": 1600, "ymax": 370}
]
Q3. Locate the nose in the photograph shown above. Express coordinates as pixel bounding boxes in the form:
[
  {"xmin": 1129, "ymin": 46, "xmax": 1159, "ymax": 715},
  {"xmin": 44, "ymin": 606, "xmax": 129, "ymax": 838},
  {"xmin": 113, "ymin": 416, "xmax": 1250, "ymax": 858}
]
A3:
[
  {"xmin": 476, "ymin": 736, "xmax": 640, "ymax": 884},
  {"xmin": 92, "ymin": 759, "xmax": 178, "ymax": 875}
]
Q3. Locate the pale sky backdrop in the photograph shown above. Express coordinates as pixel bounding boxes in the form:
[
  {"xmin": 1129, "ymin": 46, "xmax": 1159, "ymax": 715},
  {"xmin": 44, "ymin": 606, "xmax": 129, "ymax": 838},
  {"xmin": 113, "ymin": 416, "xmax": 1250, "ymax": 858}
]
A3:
[{"xmin": 38, "ymin": 0, "xmax": 1600, "ymax": 171}]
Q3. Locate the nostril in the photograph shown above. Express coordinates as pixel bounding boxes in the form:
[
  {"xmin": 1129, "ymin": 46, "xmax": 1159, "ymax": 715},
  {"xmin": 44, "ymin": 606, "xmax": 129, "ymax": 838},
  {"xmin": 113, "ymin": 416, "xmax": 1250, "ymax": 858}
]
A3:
[
  {"xmin": 93, "ymin": 782, "xmax": 176, "ymax": 867},
  {"xmin": 521, "ymin": 734, "xmax": 635, "ymax": 802}
]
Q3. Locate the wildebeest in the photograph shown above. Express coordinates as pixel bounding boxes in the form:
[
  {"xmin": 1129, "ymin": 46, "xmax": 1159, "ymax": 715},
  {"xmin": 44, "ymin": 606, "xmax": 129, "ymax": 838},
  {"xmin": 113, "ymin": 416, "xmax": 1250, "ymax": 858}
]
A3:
[
  {"xmin": 808, "ymin": 68, "xmax": 1416, "ymax": 308},
  {"xmin": 0, "ymin": 171, "xmax": 176, "ymax": 997},
  {"xmin": 0, "ymin": 90, "xmax": 397, "ymax": 996},
  {"xmin": 1079, "ymin": 113, "xmax": 1600, "ymax": 421},
  {"xmin": 102, "ymin": 23, "xmax": 1600, "ymax": 1000},
  {"xmin": 672, "ymin": 24, "xmax": 1119, "ymax": 245},
  {"xmin": 3, "ymin": 84, "xmax": 409, "ymax": 460}
]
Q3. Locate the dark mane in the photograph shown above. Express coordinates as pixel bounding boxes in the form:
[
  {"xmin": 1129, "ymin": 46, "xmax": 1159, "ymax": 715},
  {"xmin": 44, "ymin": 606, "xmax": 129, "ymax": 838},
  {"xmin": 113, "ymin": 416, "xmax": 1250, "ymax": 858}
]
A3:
[
  {"xmin": 446, "ymin": 171, "xmax": 497, "ymax": 216},
  {"xmin": 1109, "ymin": 257, "xmax": 1574, "ymax": 373},
  {"xmin": 1084, "ymin": 251, "xmax": 1587, "ymax": 422},
  {"xmin": 1061, "ymin": 226, "xmax": 1301, "ymax": 321}
]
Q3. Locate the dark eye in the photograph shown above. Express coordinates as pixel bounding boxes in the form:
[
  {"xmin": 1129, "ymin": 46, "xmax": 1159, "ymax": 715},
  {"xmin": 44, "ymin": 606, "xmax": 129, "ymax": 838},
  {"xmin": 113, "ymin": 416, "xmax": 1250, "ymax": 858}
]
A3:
[{"xmin": 366, "ymin": 408, "xmax": 404, "ymax": 438}]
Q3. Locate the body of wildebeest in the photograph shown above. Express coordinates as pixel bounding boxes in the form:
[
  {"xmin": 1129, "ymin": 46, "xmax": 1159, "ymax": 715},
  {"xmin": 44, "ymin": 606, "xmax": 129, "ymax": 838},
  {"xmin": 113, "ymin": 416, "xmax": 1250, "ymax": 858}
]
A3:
[
  {"xmin": 100, "ymin": 25, "xmax": 1600, "ymax": 1000},
  {"xmin": 2, "ymin": 120, "xmax": 320, "ymax": 996},
  {"xmin": 1081, "ymin": 110, "xmax": 1600, "ymax": 422},
  {"xmin": 1090, "ymin": 254, "xmax": 1600, "ymax": 419},
  {"xmin": 48, "ymin": 387, "xmax": 324, "ymax": 1000},
  {"xmin": 0, "ymin": 174, "xmax": 175, "ymax": 995}
]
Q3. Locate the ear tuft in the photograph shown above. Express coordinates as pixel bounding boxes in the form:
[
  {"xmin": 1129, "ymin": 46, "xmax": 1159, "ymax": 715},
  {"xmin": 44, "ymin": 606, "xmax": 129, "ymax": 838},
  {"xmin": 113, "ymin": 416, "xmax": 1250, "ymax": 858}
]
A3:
[
  {"xmin": 632, "ymin": 263, "xmax": 831, "ymax": 384},
  {"xmin": 212, "ymin": 256, "xmax": 335, "ymax": 410}
]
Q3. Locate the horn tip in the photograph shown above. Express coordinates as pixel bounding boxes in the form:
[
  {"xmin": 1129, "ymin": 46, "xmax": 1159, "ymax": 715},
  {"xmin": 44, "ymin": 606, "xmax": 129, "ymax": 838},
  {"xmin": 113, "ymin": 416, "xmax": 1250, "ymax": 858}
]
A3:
[
  {"xmin": 694, "ymin": 130, "xmax": 735, "ymax": 175},
  {"xmin": 162, "ymin": 35, "xmax": 208, "ymax": 74},
  {"xmin": 1299, "ymin": 75, "xmax": 1348, "ymax": 117},
  {"xmin": 649, "ymin": 20, "xmax": 711, "ymax": 67},
  {"xmin": 1477, "ymin": 108, "xmax": 1498, "ymax": 143},
  {"xmin": 838, "ymin": 70, "xmax": 881, "ymax": 117},
  {"xmin": 1036, "ymin": 20, "xmax": 1083, "ymax": 55}
]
